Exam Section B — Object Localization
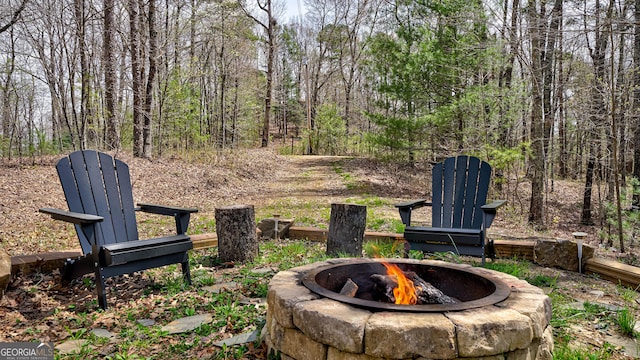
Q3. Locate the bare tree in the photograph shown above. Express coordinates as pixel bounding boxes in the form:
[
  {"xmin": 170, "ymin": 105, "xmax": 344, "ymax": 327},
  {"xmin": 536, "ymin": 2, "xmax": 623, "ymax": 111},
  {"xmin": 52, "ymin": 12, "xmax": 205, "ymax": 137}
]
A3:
[
  {"xmin": 581, "ymin": 0, "xmax": 613, "ymax": 226},
  {"xmin": 103, "ymin": 0, "xmax": 119, "ymax": 149},
  {"xmin": 633, "ymin": 0, "xmax": 640, "ymax": 208},
  {"xmin": 526, "ymin": 0, "xmax": 546, "ymax": 227},
  {"xmin": 0, "ymin": 0, "xmax": 29, "ymax": 34},
  {"xmin": 142, "ymin": 0, "xmax": 157, "ymax": 158},
  {"xmin": 130, "ymin": 0, "xmax": 143, "ymax": 156},
  {"xmin": 241, "ymin": 0, "xmax": 277, "ymax": 147}
]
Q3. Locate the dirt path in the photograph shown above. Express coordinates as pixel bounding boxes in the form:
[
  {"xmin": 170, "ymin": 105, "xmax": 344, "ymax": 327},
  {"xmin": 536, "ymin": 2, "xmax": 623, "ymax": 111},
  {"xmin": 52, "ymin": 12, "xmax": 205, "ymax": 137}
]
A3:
[{"xmin": 261, "ymin": 155, "xmax": 349, "ymax": 200}]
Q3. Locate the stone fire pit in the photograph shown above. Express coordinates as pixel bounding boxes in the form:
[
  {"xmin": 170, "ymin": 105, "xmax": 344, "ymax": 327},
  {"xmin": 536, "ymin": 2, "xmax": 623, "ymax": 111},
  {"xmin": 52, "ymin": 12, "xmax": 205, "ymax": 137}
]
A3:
[{"xmin": 264, "ymin": 258, "xmax": 553, "ymax": 360}]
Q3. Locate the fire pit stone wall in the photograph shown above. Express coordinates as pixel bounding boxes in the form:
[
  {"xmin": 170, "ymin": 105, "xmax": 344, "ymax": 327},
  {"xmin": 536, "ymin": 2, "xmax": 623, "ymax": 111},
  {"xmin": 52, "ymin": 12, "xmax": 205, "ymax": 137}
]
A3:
[{"xmin": 264, "ymin": 259, "xmax": 553, "ymax": 360}]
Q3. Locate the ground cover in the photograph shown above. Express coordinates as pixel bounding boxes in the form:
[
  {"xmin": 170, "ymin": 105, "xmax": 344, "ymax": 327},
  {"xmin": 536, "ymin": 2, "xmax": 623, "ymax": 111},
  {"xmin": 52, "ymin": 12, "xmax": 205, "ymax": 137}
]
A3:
[{"xmin": 1, "ymin": 149, "xmax": 640, "ymax": 359}]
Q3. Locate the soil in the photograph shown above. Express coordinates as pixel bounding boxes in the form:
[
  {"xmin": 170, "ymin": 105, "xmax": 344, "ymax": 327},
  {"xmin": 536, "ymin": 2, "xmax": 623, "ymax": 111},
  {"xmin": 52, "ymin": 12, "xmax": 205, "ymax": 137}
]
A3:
[{"xmin": 0, "ymin": 149, "xmax": 639, "ymax": 358}]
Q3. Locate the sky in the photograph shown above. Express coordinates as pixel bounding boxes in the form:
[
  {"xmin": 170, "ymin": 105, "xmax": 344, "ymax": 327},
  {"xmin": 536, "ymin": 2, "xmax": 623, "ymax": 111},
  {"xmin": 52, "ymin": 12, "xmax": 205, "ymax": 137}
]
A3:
[{"xmin": 282, "ymin": 0, "xmax": 305, "ymax": 22}]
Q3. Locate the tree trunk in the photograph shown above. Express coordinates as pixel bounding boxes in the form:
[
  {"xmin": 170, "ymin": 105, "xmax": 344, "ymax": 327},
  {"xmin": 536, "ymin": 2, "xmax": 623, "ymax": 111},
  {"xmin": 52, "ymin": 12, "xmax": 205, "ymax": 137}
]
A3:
[
  {"xmin": 498, "ymin": 0, "xmax": 519, "ymax": 146},
  {"xmin": 581, "ymin": 145, "xmax": 596, "ymax": 225},
  {"xmin": 633, "ymin": 0, "xmax": 640, "ymax": 208},
  {"xmin": 130, "ymin": 0, "xmax": 143, "ymax": 156},
  {"xmin": 215, "ymin": 205, "xmax": 258, "ymax": 263},
  {"xmin": 103, "ymin": 0, "xmax": 118, "ymax": 150},
  {"xmin": 262, "ymin": 0, "xmax": 274, "ymax": 148},
  {"xmin": 581, "ymin": 0, "xmax": 612, "ymax": 224},
  {"xmin": 542, "ymin": 0, "xmax": 563, "ymax": 155},
  {"xmin": 558, "ymin": 23, "xmax": 567, "ymax": 179},
  {"xmin": 327, "ymin": 203, "xmax": 366, "ymax": 257},
  {"xmin": 1, "ymin": 29, "xmax": 16, "ymax": 146},
  {"xmin": 142, "ymin": 0, "xmax": 157, "ymax": 158},
  {"xmin": 526, "ymin": 0, "xmax": 545, "ymax": 227}
]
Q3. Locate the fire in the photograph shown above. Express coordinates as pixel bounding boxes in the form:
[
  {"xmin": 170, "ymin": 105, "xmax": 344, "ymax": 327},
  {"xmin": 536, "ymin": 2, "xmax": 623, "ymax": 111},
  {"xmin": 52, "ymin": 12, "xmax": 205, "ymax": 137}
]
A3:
[{"xmin": 381, "ymin": 262, "xmax": 418, "ymax": 305}]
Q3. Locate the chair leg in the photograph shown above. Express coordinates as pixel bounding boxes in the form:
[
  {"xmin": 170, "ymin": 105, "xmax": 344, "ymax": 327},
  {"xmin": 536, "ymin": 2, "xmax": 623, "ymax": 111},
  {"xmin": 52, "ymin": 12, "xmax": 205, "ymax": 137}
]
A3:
[
  {"xmin": 95, "ymin": 268, "xmax": 108, "ymax": 310},
  {"xmin": 182, "ymin": 261, "xmax": 191, "ymax": 285},
  {"xmin": 489, "ymin": 239, "xmax": 496, "ymax": 260},
  {"xmin": 402, "ymin": 240, "xmax": 411, "ymax": 258}
]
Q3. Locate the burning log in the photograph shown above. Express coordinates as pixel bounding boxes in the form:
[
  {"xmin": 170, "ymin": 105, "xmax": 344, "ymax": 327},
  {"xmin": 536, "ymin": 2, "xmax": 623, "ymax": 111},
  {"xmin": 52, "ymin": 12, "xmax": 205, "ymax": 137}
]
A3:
[
  {"xmin": 406, "ymin": 271, "xmax": 456, "ymax": 304},
  {"xmin": 370, "ymin": 271, "xmax": 456, "ymax": 305},
  {"xmin": 370, "ymin": 274, "xmax": 397, "ymax": 302},
  {"xmin": 339, "ymin": 278, "xmax": 359, "ymax": 297}
]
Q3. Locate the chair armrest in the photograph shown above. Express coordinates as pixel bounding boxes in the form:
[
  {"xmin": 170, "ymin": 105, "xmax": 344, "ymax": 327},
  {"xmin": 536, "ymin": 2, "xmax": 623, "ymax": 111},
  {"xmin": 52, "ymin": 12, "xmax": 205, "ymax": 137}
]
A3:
[
  {"xmin": 137, "ymin": 203, "xmax": 199, "ymax": 216},
  {"xmin": 395, "ymin": 199, "xmax": 431, "ymax": 226},
  {"xmin": 394, "ymin": 199, "xmax": 430, "ymax": 209},
  {"xmin": 480, "ymin": 200, "xmax": 506, "ymax": 229},
  {"xmin": 137, "ymin": 203, "xmax": 198, "ymax": 235},
  {"xmin": 39, "ymin": 208, "xmax": 103, "ymax": 224},
  {"xmin": 481, "ymin": 200, "xmax": 507, "ymax": 213}
]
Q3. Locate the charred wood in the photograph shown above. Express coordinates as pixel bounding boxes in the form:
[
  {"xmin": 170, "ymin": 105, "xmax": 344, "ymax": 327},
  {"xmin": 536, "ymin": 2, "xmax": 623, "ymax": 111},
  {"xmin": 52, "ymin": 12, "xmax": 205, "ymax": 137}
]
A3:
[
  {"xmin": 339, "ymin": 278, "xmax": 359, "ymax": 297},
  {"xmin": 370, "ymin": 272, "xmax": 456, "ymax": 305}
]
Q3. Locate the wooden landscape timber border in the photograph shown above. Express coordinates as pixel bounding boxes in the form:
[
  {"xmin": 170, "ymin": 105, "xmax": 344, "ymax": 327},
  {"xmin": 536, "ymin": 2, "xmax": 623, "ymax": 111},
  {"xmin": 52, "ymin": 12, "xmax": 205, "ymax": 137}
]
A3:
[{"xmin": 8, "ymin": 226, "xmax": 640, "ymax": 291}]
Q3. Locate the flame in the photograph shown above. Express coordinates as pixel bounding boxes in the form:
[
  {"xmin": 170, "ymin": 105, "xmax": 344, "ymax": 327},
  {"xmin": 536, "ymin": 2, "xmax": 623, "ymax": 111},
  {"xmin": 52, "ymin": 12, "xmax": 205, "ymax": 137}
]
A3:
[{"xmin": 381, "ymin": 262, "xmax": 417, "ymax": 305}]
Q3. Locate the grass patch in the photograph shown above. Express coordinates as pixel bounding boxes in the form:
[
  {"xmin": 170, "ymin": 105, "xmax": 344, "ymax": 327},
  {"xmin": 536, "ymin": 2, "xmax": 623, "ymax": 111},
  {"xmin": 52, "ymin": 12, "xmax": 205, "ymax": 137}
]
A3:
[
  {"xmin": 527, "ymin": 273, "xmax": 558, "ymax": 288},
  {"xmin": 363, "ymin": 239, "xmax": 406, "ymax": 258},
  {"xmin": 332, "ymin": 161, "xmax": 356, "ymax": 189},
  {"xmin": 616, "ymin": 307, "xmax": 637, "ymax": 337},
  {"xmin": 552, "ymin": 341, "xmax": 616, "ymax": 360},
  {"xmin": 483, "ymin": 259, "xmax": 530, "ymax": 279}
]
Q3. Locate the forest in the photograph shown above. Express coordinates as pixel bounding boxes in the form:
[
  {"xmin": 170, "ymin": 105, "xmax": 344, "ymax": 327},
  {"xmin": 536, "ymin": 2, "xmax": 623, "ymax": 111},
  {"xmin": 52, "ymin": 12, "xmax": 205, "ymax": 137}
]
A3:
[{"xmin": 1, "ymin": 0, "xmax": 640, "ymax": 244}]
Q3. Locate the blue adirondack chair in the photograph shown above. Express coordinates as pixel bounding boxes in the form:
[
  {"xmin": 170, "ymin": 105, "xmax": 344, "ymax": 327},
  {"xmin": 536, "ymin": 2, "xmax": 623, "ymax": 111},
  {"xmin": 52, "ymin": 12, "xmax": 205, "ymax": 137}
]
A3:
[
  {"xmin": 40, "ymin": 150, "xmax": 198, "ymax": 309},
  {"xmin": 395, "ymin": 156, "xmax": 505, "ymax": 265}
]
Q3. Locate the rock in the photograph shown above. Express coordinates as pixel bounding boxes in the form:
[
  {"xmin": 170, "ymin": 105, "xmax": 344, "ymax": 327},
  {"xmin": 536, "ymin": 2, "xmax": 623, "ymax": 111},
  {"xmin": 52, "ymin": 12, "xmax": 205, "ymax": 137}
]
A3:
[
  {"xmin": 55, "ymin": 340, "xmax": 91, "ymax": 355},
  {"xmin": 137, "ymin": 319, "xmax": 155, "ymax": 327},
  {"xmin": 202, "ymin": 282, "xmax": 240, "ymax": 294},
  {"xmin": 293, "ymin": 298, "xmax": 371, "ymax": 353},
  {"xmin": 534, "ymin": 239, "xmax": 595, "ymax": 271},
  {"xmin": 365, "ymin": 312, "xmax": 456, "ymax": 359},
  {"xmin": 213, "ymin": 329, "xmax": 260, "ymax": 347},
  {"xmin": 0, "ymin": 249, "xmax": 10, "ymax": 301},
  {"xmin": 91, "ymin": 328, "xmax": 116, "ymax": 339},
  {"xmin": 257, "ymin": 217, "xmax": 294, "ymax": 239},
  {"xmin": 161, "ymin": 314, "xmax": 213, "ymax": 334},
  {"xmin": 446, "ymin": 307, "xmax": 533, "ymax": 357}
]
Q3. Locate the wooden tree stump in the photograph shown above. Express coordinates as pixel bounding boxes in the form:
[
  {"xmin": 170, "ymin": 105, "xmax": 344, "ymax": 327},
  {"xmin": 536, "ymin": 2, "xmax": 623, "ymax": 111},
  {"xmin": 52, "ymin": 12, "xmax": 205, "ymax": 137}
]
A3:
[
  {"xmin": 215, "ymin": 205, "xmax": 258, "ymax": 263},
  {"xmin": 327, "ymin": 203, "xmax": 366, "ymax": 257}
]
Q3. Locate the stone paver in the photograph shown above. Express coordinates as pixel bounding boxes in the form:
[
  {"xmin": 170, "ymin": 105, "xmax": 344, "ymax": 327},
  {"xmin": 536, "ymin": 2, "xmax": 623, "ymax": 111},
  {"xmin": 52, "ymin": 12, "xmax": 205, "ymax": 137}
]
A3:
[
  {"xmin": 267, "ymin": 283, "xmax": 319, "ymax": 328},
  {"xmin": 364, "ymin": 312, "xmax": 457, "ymax": 359},
  {"xmin": 293, "ymin": 298, "xmax": 371, "ymax": 353},
  {"xmin": 213, "ymin": 329, "xmax": 259, "ymax": 347},
  {"xmin": 91, "ymin": 328, "xmax": 116, "ymax": 339},
  {"xmin": 161, "ymin": 314, "xmax": 213, "ymax": 334},
  {"xmin": 446, "ymin": 306, "xmax": 533, "ymax": 357},
  {"xmin": 137, "ymin": 319, "xmax": 155, "ymax": 327},
  {"xmin": 55, "ymin": 340, "xmax": 91, "ymax": 355},
  {"xmin": 202, "ymin": 282, "xmax": 239, "ymax": 294}
]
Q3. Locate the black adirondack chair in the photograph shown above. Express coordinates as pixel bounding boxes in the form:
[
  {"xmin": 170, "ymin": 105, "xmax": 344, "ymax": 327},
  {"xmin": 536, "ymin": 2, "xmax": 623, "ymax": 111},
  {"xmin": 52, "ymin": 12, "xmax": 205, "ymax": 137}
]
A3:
[
  {"xmin": 40, "ymin": 150, "xmax": 198, "ymax": 309},
  {"xmin": 395, "ymin": 156, "xmax": 505, "ymax": 265}
]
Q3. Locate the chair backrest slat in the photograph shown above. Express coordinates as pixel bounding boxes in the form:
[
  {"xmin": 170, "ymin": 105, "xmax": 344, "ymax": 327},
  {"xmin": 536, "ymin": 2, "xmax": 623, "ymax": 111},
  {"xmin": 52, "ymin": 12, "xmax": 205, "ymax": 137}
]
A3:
[
  {"xmin": 99, "ymin": 152, "xmax": 130, "ymax": 243},
  {"xmin": 452, "ymin": 156, "xmax": 468, "ymax": 227},
  {"xmin": 82, "ymin": 151, "xmax": 118, "ymax": 247},
  {"xmin": 475, "ymin": 161, "xmax": 491, "ymax": 228},
  {"xmin": 115, "ymin": 157, "xmax": 139, "ymax": 241},
  {"xmin": 431, "ymin": 155, "xmax": 492, "ymax": 230},
  {"xmin": 432, "ymin": 160, "xmax": 444, "ymax": 227},
  {"xmin": 462, "ymin": 157, "xmax": 481, "ymax": 228}
]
